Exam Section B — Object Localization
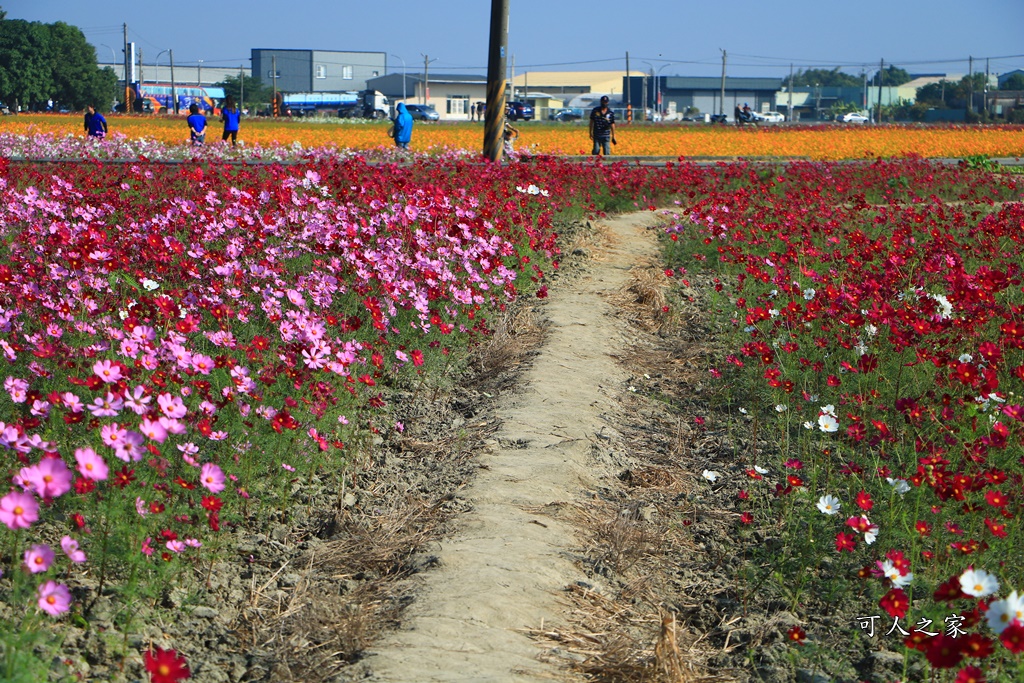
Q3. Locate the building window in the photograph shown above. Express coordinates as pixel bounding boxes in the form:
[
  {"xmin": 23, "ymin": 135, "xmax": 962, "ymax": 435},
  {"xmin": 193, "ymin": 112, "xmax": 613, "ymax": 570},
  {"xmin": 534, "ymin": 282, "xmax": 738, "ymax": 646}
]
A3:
[
  {"xmin": 446, "ymin": 96, "xmax": 469, "ymax": 115},
  {"xmin": 342, "ymin": 65, "xmax": 353, "ymax": 80},
  {"xmin": 267, "ymin": 70, "xmax": 281, "ymax": 79},
  {"xmin": 315, "ymin": 64, "xmax": 326, "ymax": 79}
]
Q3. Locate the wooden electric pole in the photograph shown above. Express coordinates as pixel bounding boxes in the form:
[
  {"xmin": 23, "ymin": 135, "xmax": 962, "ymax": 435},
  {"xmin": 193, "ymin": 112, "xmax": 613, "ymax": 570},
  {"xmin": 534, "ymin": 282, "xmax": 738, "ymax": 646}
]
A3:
[
  {"xmin": 719, "ymin": 49, "xmax": 726, "ymax": 116},
  {"xmin": 483, "ymin": 0, "xmax": 509, "ymax": 162}
]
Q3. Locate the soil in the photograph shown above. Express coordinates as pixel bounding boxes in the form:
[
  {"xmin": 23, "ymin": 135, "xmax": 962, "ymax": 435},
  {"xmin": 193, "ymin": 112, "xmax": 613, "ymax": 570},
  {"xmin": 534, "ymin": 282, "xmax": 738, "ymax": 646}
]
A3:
[{"xmin": 24, "ymin": 210, "xmax": 862, "ymax": 682}]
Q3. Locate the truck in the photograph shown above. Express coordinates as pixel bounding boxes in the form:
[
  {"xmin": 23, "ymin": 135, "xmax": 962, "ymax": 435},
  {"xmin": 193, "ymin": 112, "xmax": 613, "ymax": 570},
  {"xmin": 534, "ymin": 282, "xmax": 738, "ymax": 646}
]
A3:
[{"xmin": 281, "ymin": 90, "xmax": 389, "ymax": 119}]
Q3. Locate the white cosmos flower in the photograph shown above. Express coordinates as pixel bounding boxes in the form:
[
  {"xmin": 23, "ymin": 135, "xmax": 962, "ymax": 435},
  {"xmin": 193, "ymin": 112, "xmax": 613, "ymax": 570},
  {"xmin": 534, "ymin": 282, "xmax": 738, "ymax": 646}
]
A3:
[
  {"xmin": 960, "ymin": 568, "xmax": 1000, "ymax": 598},
  {"xmin": 879, "ymin": 560, "xmax": 913, "ymax": 588},
  {"xmin": 803, "ymin": 421, "xmax": 814, "ymax": 430},
  {"xmin": 775, "ymin": 404, "xmax": 788, "ymax": 412},
  {"xmin": 863, "ymin": 523, "xmax": 878, "ymax": 545},
  {"xmin": 141, "ymin": 278, "xmax": 160, "ymax": 291},
  {"xmin": 753, "ymin": 465, "xmax": 769, "ymax": 474},
  {"xmin": 702, "ymin": 469, "xmax": 721, "ymax": 483},
  {"xmin": 985, "ymin": 591, "xmax": 1024, "ymax": 635},
  {"xmin": 816, "ymin": 495, "xmax": 841, "ymax": 515},
  {"xmin": 887, "ymin": 477, "xmax": 911, "ymax": 495},
  {"xmin": 818, "ymin": 413, "xmax": 839, "ymax": 433},
  {"xmin": 803, "ymin": 288, "xmax": 816, "ymax": 300},
  {"xmin": 959, "ymin": 353, "xmax": 974, "ymax": 364}
]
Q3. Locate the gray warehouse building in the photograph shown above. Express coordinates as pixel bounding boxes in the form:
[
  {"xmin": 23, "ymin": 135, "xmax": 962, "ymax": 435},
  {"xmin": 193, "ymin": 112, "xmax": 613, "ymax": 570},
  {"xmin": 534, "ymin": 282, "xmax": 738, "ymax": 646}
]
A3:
[{"xmin": 251, "ymin": 49, "xmax": 386, "ymax": 93}]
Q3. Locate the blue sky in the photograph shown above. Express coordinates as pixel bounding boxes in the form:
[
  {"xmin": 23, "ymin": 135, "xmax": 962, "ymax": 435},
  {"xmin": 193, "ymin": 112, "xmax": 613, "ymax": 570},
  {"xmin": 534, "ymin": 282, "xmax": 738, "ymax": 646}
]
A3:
[{"xmin": 7, "ymin": 0, "xmax": 1024, "ymax": 80}]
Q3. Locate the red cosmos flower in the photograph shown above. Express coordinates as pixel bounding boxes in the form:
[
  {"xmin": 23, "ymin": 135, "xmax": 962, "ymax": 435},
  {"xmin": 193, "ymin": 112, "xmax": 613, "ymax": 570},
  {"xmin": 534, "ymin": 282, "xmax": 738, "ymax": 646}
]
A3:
[
  {"xmin": 984, "ymin": 490, "xmax": 1009, "ymax": 508},
  {"xmin": 934, "ymin": 576, "xmax": 968, "ymax": 602},
  {"xmin": 960, "ymin": 633, "xmax": 994, "ymax": 659},
  {"xmin": 904, "ymin": 630, "xmax": 932, "ymax": 652},
  {"xmin": 786, "ymin": 474, "xmax": 803, "ymax": 487},
  {"xmin": 411, "ymin": 349, "xmax": 424, "ymax": 367},
  {"xmin": 984, "ymin": 517, "xmax": 1008, "ymax": 538},
  {"xmin": 835, "ymin": 532, "xmax": 856, "ymax": 553},
  {"xmin": 879, "ymin": 588, "xmax": 909, "ymax": 618},
  {"xmin": 174, "ymin": 477, "xmax": 195, "ymax": 491},
  {"xmin": 925, "ymin": 633, "xmax": 964, "ymax": 669},
  {"xmin": 144, "ymin": 647, "xmax": 190, "ymax": 683},
  {"xmin": 954, "ymin": 665, "xmax": 985, "ymax": 683},
  {"xmin": 855, "ymin": 490, "xmax": 873, "ymax": 511},
  {"xmin": 915, "ymin": 520, "xmax": 932, "ymax": 537},
  {"xmin": 112, "ymin": 467, "xmax": 135, "ymax": 489},
  {"xmin": 786, "ymin": 625, "xmax": 806, "ymax": 645},
  {"xmin": 739, "ymin": 512, "xmax": 754, "ymax": 525},
  {"xmin": 201, "ymin": 496, "xmax": 222, "ymax": 512},
  {"xmin": 1000, "ymin": 622, "xmax": 1024, "ymax": 654}
]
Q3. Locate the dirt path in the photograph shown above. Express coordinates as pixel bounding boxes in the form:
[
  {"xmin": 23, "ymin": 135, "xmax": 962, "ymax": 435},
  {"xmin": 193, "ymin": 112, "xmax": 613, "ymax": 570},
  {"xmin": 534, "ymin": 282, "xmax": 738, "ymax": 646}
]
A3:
[{"xmin": 366, "ymin": 212, "xmax": 661, "ymax": 682}]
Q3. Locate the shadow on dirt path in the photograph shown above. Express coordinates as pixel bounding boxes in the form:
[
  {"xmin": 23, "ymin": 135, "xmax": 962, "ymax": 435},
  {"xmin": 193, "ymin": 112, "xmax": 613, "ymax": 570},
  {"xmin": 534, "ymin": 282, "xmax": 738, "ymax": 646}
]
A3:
[{"xmin": 366, "ymin": 212, "xmax": 662, "ymax": 682}]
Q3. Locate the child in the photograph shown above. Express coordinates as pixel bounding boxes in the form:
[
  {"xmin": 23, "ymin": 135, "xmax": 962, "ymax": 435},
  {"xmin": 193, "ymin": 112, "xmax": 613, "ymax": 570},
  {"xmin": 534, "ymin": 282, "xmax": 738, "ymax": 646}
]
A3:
[
  {"xmin": 503, "ymin": 120, "xmax": 519, "ymax": 156},
  {"xmin": 186, "ymin": 103, "xmax": 207, "ymax": 145}
]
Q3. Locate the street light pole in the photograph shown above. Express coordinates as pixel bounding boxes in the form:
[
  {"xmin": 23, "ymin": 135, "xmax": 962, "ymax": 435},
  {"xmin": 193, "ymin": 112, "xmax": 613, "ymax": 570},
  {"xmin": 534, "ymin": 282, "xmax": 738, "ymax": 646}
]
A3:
[{"xmin": 391, "ymin": 54, "xmax": 407, "ymax": 102}]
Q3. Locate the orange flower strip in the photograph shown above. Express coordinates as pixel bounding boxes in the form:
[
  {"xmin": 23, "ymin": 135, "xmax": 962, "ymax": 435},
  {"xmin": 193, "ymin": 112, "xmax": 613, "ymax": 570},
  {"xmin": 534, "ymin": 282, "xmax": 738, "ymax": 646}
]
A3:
[{"xmin": 5, "ymin": 114, "xmax": 1023, "ymax": 160}]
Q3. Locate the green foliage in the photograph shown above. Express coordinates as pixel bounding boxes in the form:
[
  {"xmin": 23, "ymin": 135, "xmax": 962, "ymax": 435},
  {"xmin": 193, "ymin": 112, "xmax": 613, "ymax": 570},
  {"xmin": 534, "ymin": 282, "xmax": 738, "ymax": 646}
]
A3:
[
  {"xmin": 787, "ymin": 68, "xmax": 862, "ymax": 88},
  {"xmin": 869, "ymin": 64, "xmax": 911, "ymax": 86},
  {"xmin": 0, "ymin": 17, "xmax": 116, "ymax": 110},
  {"xmin": 214, "ymin": 73, "xmax": 273, "ymax": 111},
  {"xmin": 1000, "ymin": 73, "xmax": 1024, "ymax": 91}
]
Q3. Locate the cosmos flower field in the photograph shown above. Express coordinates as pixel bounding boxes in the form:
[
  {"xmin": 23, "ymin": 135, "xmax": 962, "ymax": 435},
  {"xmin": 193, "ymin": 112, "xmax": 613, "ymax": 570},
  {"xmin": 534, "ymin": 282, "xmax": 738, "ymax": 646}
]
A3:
[{"xmin": 1, "ymin": 128, "xmax": 1023, "ymax": 681}]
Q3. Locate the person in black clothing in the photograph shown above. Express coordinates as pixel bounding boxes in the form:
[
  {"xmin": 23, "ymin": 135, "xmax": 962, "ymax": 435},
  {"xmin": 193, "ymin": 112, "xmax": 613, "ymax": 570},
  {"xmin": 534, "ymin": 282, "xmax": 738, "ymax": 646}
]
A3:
[
  {"xmin": 589, "ymin": 95, "xmax": 616, "ymax": 155},
  {"xmin": 734, "ymin": 104, "xmax": 744, "ymax": 126}
]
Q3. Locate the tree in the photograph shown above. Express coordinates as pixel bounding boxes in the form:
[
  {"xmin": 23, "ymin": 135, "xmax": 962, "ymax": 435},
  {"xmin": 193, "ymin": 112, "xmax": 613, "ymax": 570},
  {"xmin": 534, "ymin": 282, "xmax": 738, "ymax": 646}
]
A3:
[
  {"xmin": 870, "ymin": 65, "xmax": 911, "ymax": 87},
  {"xmin": 787, "ymin": 68, "xmax": 861, "ymax": 88},
  {"xmin": 0, "ymin": 16, "xmax": 116, "ymax": 111},
  {"xmin": 214, "ymin": 73, "xmax": 273, "ymax": 111},
  {"xmin": 1000, "ymin": 73, "xmax": 1024, "ymax": 91}
]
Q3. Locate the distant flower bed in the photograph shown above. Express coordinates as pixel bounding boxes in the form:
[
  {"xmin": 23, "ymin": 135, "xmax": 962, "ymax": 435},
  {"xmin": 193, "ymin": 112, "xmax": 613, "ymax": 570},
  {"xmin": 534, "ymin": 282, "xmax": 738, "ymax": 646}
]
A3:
[{"xmin": 4, "ymin": 114, "xmax": 1024, "ymax": 159}]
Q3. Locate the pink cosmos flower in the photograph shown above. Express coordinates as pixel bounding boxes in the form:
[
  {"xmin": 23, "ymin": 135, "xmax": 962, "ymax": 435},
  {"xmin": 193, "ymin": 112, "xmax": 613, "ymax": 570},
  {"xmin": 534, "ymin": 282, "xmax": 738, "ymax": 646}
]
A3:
[
  {"xmin": 24, "ymin": 544, "xmax": 55, "ymax": 573},
  {"xmin": 200, "ymin": 462, "xmax": 226, "ymax": 493},
  {"xmin": 87, "ymin": 391, "xmax": 123, "ymax": 417},
  {"xmin": 157, "ymin": 393, "xmax": 187, "ymax": 419},
  {"xmin": 141, "ymin": 537, "xmax": 154, "ymax": 556},
  {"xmin": 20, "ymin": 457, "xmax": 73, "ymax": 498},
  {"xmin": 139, "ymin": 417, "xmax": 168, "ymax": 443},
  {"xmin": 74, "ymin": 447, "xmax": 109, "ymax": 481},
  {"xmin": 135, "ymin": 497, "xmax": 148, "ymax": 517},
  {"xmin": 61, "ymin": 536, "xmax": 87, "ymax": 563},
  {"xmin": 166, "ymin": 540, "xmax": 186, "ymax": 553},
  {"xmin": 93, "ymin": 359, "xmax": 122, "ymax": 383},
  {"xmin": 37, "ymin": 581, "xmax": 72, "ymax": 616},
  {"xmin": 191, "ymin": 353, "xmax": 215, "ymax": 375},
  {"xmin": 0, "ymin": 491, "xmax": 40, "ymax": 529}
]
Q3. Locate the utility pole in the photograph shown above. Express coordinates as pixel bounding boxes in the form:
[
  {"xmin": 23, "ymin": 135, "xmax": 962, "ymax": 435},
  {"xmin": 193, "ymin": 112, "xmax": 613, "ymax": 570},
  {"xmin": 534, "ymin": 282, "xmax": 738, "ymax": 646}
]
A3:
[
  {"xmin": 123, "ymin": 23, "xmax": 129, "ymax": 111},
  {"xmin": 968, "ymin": 56, "xmax": 974, "ymax": 114},
  {"xmin": 423, "ymin": 54, "xmax": 431, "ymax": 106},
  {"xmin": 138, "ymin": 47, "xmax": 143, "ymax": 89},
  {"xmin": 170, "ymin": 49, "xmax": 177, "ymax": 114},
  {"xmin": 483, "ymin": 0, "xmax": 509, "ymax": 162},
  {"xmin": 240, "ymin": 65, "xmax": 244, "ymax": 113},
  {"xmin": 625, "ymin": 52, "xmax": 630, "ymax": 121},
  {"xmin": 510, "ymin": 54, "xmax": 515, "ymax": 101},
  {"xmin": 789, "ymin": 64, "xmax": 794, "ymax": 122},
  {"xmin": 272, "ymin": 55, "xmax": 278, "ymax": 116},
  {"xmin": 719, "ymin": 49, "xmax": 726, "ymax": 116},
  {"xmin": 198, "ymin": 60, "xmax": 203, "ymax": 89},
  {"xmin": 863, "ymin": 70, "xmax": 868, "ymax": 113},
  {"xmin": 984, "ymin": 57, "xmax": 990, "ymax": 118},
  {"xmin": 876, "ymin": 58, "xmax": 884, "ymax": 123}
]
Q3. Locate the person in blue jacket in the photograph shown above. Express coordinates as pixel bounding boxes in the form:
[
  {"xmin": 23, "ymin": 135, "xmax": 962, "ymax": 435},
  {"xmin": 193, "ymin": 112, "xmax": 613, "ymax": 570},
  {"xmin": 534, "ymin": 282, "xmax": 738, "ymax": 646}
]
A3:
[
  {"xmin": 392, "ymin": 102, "xmax": 413, "ymax": 150},
  {"xmin": 84, "ymin": 105, "xmax": 107, "ymax": 138},
  {"xmin": 186, "ymin": 103, "xmax": 207, "ymax": 145},
  {"xmin": 220, "ymin": 96, "xmax": 241, "ymax": 146}
]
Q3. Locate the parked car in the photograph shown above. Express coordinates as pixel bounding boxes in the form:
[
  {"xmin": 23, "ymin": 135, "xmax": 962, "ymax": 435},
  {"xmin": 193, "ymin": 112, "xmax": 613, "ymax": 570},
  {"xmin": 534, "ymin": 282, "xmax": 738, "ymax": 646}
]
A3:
[
  {"xmin": 754, "ymin": 111, "xmax": 785, "ymax": 123},
  {"xmin": 0, "ymin": 102, "xmax": 10, "ymax": 115},
  {"xmin": 838, "ymin": 112, "xmax": 869, "ymax": 123},
  {"xmin": 549, "ymin": 108, "xmax": 581, "ymax": 122},
  {"xmin": 506, "ymin": 101, "xmax": 534, "ymax": 121},
  {"xmin": 404, "ymin": 104, "xmax": 439, "ymax": 121}
]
